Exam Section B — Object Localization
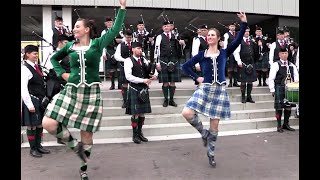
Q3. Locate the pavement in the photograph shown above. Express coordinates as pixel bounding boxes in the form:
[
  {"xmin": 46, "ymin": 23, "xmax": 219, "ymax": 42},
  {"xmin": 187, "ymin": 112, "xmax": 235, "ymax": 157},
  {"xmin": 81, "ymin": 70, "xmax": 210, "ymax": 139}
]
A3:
[{"xmin": 21, "ymin": 130, "xmax": 299, "ymax": 180}]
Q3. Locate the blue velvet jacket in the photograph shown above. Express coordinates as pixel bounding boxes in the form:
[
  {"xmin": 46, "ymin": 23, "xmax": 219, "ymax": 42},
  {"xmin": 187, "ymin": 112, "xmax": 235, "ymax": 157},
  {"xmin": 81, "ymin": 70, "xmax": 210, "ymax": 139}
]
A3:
[{"xmin": 182, "ymin": 22, "xmax": 247, "ymax": 85}]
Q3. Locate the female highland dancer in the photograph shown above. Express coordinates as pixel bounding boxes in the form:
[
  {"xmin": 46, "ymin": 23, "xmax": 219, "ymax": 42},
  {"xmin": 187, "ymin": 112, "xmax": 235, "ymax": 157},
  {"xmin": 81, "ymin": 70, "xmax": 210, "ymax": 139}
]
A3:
[
  {"xmin": 41, "ymin": 0, "xmax": 126, "ymax": 179},
  {"xmin": 182, "ymin": 11, "xmax": 248, "ymax": 168}
]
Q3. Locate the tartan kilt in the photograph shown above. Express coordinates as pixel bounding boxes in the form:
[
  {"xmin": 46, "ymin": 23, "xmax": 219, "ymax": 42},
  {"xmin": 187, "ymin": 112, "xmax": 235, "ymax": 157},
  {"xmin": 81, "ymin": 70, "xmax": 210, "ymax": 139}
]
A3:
[
  {"xmin": 44, "ymin": 84, "xmax": 102, "ymax": 132},
  {"xmin": 125, "ymin": 86, "xmax": 151, "ymax": 115},
  {"xmin": 21, "ymin": 96, "xmax": 44, "ymax": 127},
  {"xmin": 185, "ymin": 83, "xmax": 231, "ymax": 120},
  {"xmin": 227, "ymin": 54, "xmax": 237, "ymax": 69},
  {"xmin": 105, "ymin": 49, "xmax": 118, "ymax": 71},
  {"xmin": 119, "ymin": 63, "xmax": 129, "ymax": 84},
  {"xmin": 237, "ymin": 64, "xmax": 257, "ymax": 82},
  {"xmin": 158, "ymin": 56, "xmax": 182, "ymax": 83},
  {"xmin": 255, "ymin": 52, "xmax": 270, "ymax": 70},
  {"xmin": 274, "ymin": 85, "xmax": 285, "ymax": 109}
]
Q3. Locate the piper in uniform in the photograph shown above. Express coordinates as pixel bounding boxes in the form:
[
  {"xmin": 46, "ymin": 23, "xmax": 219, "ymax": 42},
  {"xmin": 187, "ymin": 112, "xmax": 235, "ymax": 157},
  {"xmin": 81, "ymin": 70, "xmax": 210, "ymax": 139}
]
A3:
[
  {"xmin": 101, "ymin": 17, "xmax": 123, "ymax": 90},
  {"xmin": 268, "ymin": 47, "xmax": 299, "ymax": 132},
  {"xmin": 51, "ymin": 15, "xmax": 70, "ymax": 51},
  {"xmin": 154, "ymin": 21, "xmax": 185, "ymax": 107},
  {"xmin": 223, "ymin": 22, "xmax": 240, "ymax": 87},
  {"xmin": 21, "ymin": 45, "xmax": 51, "ymax": 158},
  {"xmin": 269, "ymin": 29, "xmax": 287, "ymax": 66},
  {"xmin": 233, "ymin": 26, "xmax": 258, "ymax": 103},
  {"xmin": 254, "ymin": 26, "xmax": 270, "ymax": 86},
  {"xmin": 191, "ymin": 24, "xmax": 209, "ymax": 85},
  {"xmin": 124, "ymin": 42, "xmax": 158, "ymax": 144},
  {"xmin": 114, "ymin": 30, "xmax": 133, "ymax": 108}
]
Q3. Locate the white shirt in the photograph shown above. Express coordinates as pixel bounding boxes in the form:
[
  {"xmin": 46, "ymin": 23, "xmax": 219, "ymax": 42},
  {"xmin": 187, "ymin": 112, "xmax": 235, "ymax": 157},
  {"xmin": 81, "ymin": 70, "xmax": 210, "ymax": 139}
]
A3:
[
  {"xmin": 269, "ymin": 40, "xmax": 285, "ymax": 66},
  {"xmin": 223, "ymin": 31, "xmax": 235, "ymax": 50},
  {"xmin": 191, "ymin": 35, "xmax": 206, "ymax": 57},
  {"xmin": 41, "ymin": 48, "xmax": 60, "ymax": 70},
  {"xmin": 154, "ymin": 32, "xmax": 172, "ymax": 58},
  {"xmin": 114, "ymin": 42, "xmax": 132, "ymax": 63},
  {"xmin": 233, "ymin": 37, "xmax": 250, "ymax": 65},
  {"xmin": 21, "ymin": 60, "xmax": 37, "ymax": 109},
  {"xmin": 124, "ymin": 56, "xmax": 158, "ymax": 84},
  {"xmin": 268, "ymin": 60, "xmax": 299, "ymax": 93}
]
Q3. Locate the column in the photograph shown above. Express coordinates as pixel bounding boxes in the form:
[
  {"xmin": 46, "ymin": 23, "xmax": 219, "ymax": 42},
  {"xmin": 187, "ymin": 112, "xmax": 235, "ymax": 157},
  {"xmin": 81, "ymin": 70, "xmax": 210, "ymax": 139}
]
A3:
[{"xmin": 42, "ymin": 5, "xmax": 53, "ymax": 64}]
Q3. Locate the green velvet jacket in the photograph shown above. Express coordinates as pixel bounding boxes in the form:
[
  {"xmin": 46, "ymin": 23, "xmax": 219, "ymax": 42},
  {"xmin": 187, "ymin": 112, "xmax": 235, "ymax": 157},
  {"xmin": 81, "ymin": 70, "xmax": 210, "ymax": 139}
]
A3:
[{"xmin": 51, "ymin": 9, "xmax": 126, "ymax": 87}]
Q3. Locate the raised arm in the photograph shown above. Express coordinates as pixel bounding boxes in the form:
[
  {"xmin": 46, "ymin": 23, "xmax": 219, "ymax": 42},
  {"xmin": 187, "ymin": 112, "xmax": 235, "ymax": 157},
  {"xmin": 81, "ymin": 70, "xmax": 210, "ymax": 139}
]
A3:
[
  {"xmin": 97, "ymin": 0, "xmax": 127, "ymax": 51},
  {"xmin": 226, "ymin": 12, "xmax": 248, "ymax": 56}
]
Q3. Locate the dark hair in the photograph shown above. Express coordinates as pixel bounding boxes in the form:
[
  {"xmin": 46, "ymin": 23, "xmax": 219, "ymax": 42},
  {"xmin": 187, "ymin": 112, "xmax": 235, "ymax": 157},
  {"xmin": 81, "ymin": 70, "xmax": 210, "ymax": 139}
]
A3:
[
  {"xmin": 207, "ymin": 28, "xmax": 222, "ymax": 49},
  {"xmin": 77, "ymin": 18, "xmax": 99, "ymax": 39}
]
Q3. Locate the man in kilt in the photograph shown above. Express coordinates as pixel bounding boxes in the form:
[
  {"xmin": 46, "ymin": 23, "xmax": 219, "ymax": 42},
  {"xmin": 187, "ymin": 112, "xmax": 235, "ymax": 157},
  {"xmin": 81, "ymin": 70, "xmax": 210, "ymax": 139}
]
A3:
[
  {"xmin": 253, "ymin": 26, "xmax": 270, "ymax": 86},
  {"xmin": 101, "ymin": 17, "xmax": 123, "ymax": 90},
  {"xmin": 191, "ymin": 24, "xmax": 209, "ymax": 85},
  {"xmin": 124, "ymin": 42, "xmax": 158, "ymax": 144},
  {"xmin": 114, "ymin": 30, "xmax": 133, "ymax": 108},
  {"xmin": 42, "ymin": 1, "xmax": 126, "ymax": 179},
  {"xmin": 21, "ymin": 45, "xmax": 51, "ymax": 157},
  {"xmin": 234, "ymin": 26, "xmax": 259, "ymax": 103},
  {"xmin": 223, "ymin": 22, "xmax": 240, "ymax": 87},
  {"xmin": 269, "ymin": 29, "xmax": 288, "ymax": 66},
  {"xmin": 154, "ymin": 21, "xmax": 185, "ymax": 107},
  {"xmin": 182, "ymin": 12, "xmax": 248, "ymax": 167},
  {"xmin": 268, "ymin": 47, "xmax": 299, "ymax": 133}
]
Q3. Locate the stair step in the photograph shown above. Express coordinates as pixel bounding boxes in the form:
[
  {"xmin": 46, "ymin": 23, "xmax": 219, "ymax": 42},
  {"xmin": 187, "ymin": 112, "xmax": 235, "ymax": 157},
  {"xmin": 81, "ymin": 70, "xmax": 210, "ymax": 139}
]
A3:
[
  {"xmin": 21, "ymin": 117, "xmax": 299, "ymax": 143},
  {"xmin": 103, "ymin": 103, "xmax": 284, "ymax": 117},
  {"xmin": 100, "ymin": 108, "xmax": 296, "ymax": 126},
  {"xmin": 101, "ymin": 87, "xmax": 270, "ymax": 98},
  {"xmin": 103, "ymin": 94, "xmax": 274, "ymax": 107},
  {"xmin": 21, "ymin": 125, "xmax": 299, "ymax": 147}
]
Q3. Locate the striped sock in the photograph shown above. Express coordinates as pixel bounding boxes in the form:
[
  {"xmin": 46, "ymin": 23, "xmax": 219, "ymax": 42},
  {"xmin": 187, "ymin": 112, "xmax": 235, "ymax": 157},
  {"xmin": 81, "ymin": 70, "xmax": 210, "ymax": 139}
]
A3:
[
  {"xmin": 55, "ymin": 123, "xmax": 78, "ymax": 150},
  {"xmin": 190, "ymin": 114, "xmax": 208, "ymax": 138},
  {"xmin": 80, "ymin": 144, "xmax": 92, "ymax": 171},
  {"xmin": 207, "ymin": 130, "xmax": 218, "ymax": 157}
]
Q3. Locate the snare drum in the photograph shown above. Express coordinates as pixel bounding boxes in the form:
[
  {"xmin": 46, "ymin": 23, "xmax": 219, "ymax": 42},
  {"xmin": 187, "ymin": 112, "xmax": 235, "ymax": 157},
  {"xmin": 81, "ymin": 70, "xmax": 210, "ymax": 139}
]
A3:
[{"xmin": 285, "ymin": 82, "xmax": 299, "ymax": 103}]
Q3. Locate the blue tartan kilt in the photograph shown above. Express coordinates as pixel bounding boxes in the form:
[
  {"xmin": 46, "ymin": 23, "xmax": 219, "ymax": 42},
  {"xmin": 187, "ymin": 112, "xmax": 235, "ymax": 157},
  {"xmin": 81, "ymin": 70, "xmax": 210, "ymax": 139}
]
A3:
[
  {"xmin": 255, "ymin": 52, "xmax": 270, "ymax": 70},
  {"xmin": 21, "ymin": 96, "xmax": 44, "ymax": 127},
  {"xmin": 158, "ymin": 56, "xmax": 182, "ymax": 83},
  {"xmin": 119, "ymin": 63, "xmax": 129, "ymax": 84},
  {"xmin": 125, "ymin": 86, "xmax": 151, "ymax": 115},
  {"xmin": 185, "ymin": 83, "xmax": 231, "ymax": 120}
]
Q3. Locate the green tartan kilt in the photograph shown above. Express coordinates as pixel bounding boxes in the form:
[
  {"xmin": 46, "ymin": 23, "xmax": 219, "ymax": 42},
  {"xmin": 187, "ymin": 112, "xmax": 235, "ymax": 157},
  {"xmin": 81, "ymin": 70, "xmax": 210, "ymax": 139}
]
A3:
[
  {"xmin": 274, "ymin": 85, "xmax": 285, "ymax": 109},
  {"xmin": 255, "ymin": 52, "xmax": 270, "ymax": 70},
  {"xmin": 158, "ymin": 56, "xmax": 182, "ymax": 83},
  {"xmin": 44, "ymin": 84, "xmax": 103, "ymax": 132},
  {"xmin": 125, "ymin": 86, "xmax": 151, "ymax": 115}
]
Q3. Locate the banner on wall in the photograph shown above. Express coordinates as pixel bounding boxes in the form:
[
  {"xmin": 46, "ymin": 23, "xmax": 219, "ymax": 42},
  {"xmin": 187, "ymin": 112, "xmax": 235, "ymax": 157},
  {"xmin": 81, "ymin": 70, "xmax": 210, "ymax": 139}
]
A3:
[{"xmin": 21, "ymin": 41, "xmax": 42, "ymax": 63}]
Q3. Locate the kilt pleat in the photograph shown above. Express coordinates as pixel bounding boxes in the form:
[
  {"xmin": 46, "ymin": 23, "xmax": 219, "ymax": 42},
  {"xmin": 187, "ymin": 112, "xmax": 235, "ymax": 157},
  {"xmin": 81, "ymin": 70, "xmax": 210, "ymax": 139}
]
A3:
[
  {"xmin": 185, "ymin": 83, "xmax": 231, "ymax": 120},
  {"xmin": 44, "ymin": 84, "xmax": 102, "ymax": 132},
  {"xmin": 125, "ymin": 86, "xmax": 151, "ymax": 115},
  {"xmin": 158, "ymin": 57, "xmax": 181, "ymax": 83}
]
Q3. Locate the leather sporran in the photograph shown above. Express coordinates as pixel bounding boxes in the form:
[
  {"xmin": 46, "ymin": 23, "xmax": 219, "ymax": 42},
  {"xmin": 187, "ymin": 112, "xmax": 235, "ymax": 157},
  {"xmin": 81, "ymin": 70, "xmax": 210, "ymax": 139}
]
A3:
[
  {"xmin": 138, "ymin": 89, "xmax": 148, "ymax": 103},
  {"xmin": 245, "ymin": 64, "xmax": 253, "ymax": 75},
  {"xmin": 167, "ymin": 62, "xmax": 176, "ymax": 72}
]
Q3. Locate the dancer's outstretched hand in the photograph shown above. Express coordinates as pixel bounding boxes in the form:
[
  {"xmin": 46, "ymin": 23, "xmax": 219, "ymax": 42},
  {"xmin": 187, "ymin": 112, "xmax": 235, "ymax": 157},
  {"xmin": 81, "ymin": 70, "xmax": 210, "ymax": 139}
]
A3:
[{"xmin": 237, "ymin": 11, "xmax": 247, "ymax": 22}]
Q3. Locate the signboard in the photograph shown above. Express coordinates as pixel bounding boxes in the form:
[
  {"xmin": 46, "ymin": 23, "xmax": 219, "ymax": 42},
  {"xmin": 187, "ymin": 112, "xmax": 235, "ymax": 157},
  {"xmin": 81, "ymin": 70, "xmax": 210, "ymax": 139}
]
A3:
[{"xmin": 21, "ymin": 41, "xmax": 42, "ymax": 63}]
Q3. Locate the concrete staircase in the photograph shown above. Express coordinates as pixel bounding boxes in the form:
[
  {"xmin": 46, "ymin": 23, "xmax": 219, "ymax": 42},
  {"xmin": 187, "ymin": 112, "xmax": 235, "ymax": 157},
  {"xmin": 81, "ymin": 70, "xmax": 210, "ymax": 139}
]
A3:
[{"xmin": 21, "ymin": 81, "xmax": 299, "ymax": 146}]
